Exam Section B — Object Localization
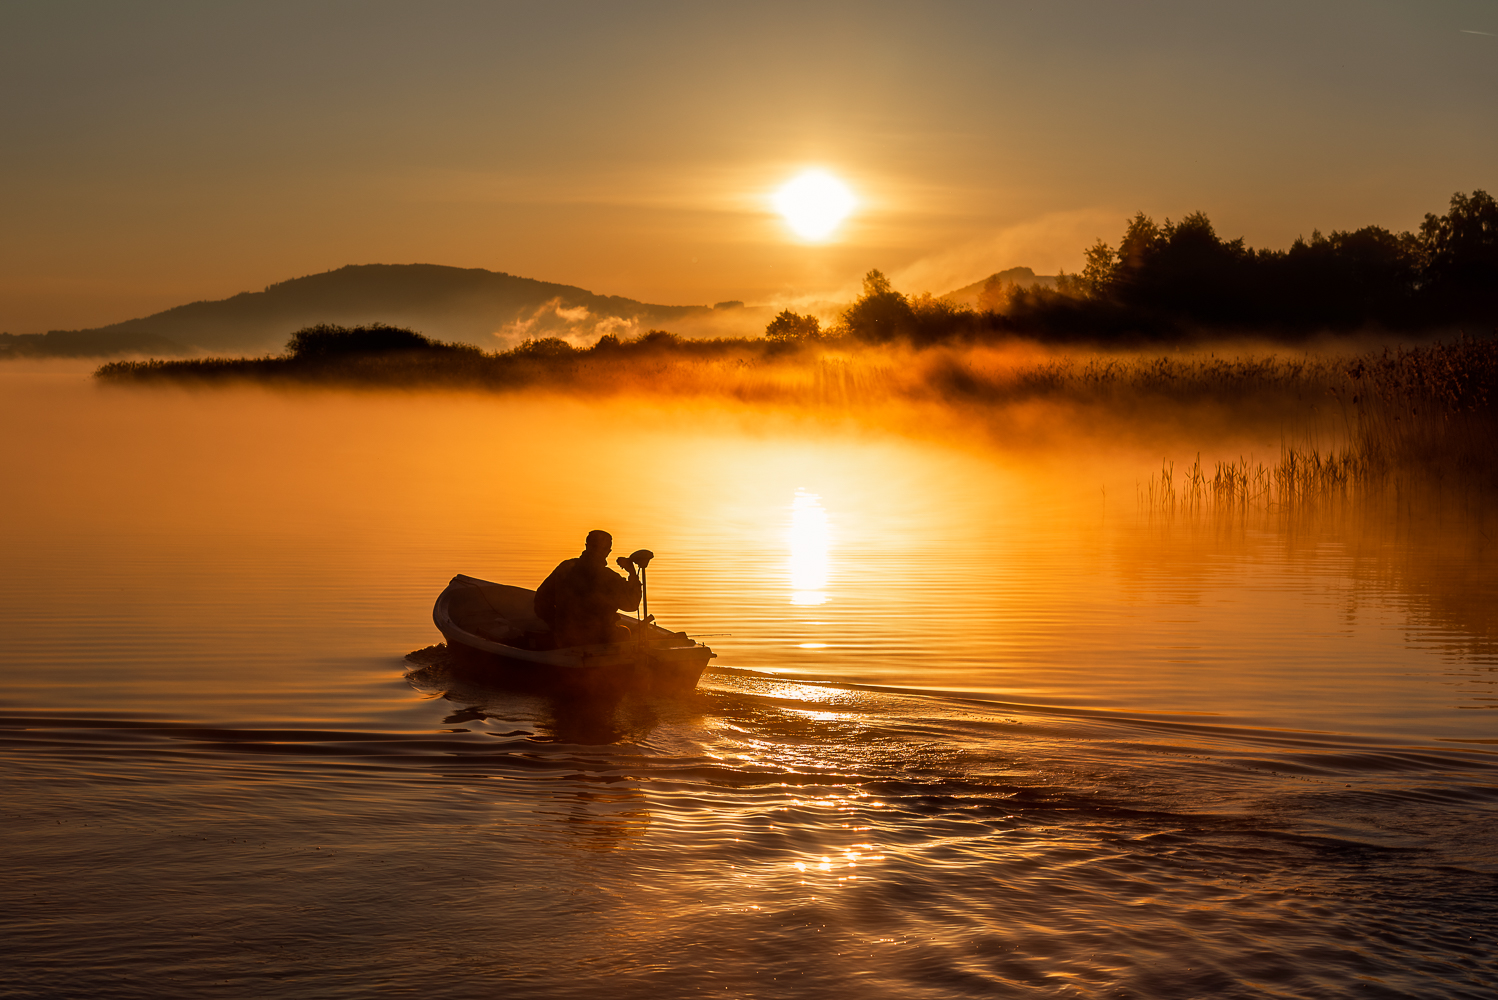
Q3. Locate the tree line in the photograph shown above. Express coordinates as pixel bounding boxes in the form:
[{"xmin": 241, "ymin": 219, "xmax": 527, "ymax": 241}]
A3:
[{"xmin": 769, "ymin": 190, "xmax": 1497, "ymax": 345}]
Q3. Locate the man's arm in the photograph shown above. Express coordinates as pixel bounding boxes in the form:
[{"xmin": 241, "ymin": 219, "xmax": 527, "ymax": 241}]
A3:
[{"xmin": 612, "ymin": 558, "xmax": 642, "ymax": 613}]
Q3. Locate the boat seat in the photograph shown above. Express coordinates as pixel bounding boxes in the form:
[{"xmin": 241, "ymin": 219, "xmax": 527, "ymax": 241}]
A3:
[
  {"xmin": 444, "ymin": 583, "xmax": 524, "ymax": 643},
  {"xmin": 474, "ymin": 581, "xmax": 549, "ymax": 633}
]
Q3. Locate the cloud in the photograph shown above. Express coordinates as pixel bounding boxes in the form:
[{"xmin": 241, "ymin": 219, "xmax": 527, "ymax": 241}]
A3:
[{"xmin": 494, "ymin": 298, "xmax": 642, "ymax": 349}]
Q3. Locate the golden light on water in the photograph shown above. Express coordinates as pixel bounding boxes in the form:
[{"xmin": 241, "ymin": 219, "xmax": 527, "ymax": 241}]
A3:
[
  {"xmin": 789, "ymin": 488, "xmax": 830, "ymax": 605},
  {"xmin": 772, "ymin": 170, "xmax": 857, "ymax": 241}
]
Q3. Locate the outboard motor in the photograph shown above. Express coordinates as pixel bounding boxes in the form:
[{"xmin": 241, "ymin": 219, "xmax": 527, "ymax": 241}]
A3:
[{"xmin": 627, "ymin": 549, "xmax": 654, "ymax": 622}]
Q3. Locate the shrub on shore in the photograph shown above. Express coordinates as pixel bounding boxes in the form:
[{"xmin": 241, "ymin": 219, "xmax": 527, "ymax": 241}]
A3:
[{"xmin": 284, "ymin": 324, "xmax": 467, "ymax": 359}]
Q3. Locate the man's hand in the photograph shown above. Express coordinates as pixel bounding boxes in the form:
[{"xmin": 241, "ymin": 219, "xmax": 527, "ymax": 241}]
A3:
[{"xmin": 616, "ymin": 556, "xmax": 638, "ymax": 578}]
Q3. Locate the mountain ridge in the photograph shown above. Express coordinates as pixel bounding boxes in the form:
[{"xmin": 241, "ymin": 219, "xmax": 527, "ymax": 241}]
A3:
[
  {"xmin": 3, "ymin": 263, "xmax": 725, "ymax": 358},
  {"xmin": 3, "ymin": 262, "xmax": 1053, "ymax": 359},
  {"xmin": 940, "ymin": 266, "xmax": 1059, "ymax": 308}
]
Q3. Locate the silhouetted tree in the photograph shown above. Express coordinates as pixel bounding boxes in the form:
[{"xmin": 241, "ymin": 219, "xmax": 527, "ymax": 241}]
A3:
[
  {"xmin": 841, "ymin": 270, "xmax": 915, "ymax": 343},
  {"xmin": 1113, "ymin": 213, "xmax": 1164, "ymax": 285},
  {"xmin": 509, "ymin": 336, "xmax": 576, "ymax": 358},
  {"xmin": 1271, "ymin": 226, "xmax": 1420, "ymax": 327},
  {"xmin": 634, "ymin": 329, "xmax": 680, "ymax": 349},
  {"xmin": 765, "ymin": 309, "xmax": 822, "ymax": 341},
  {"xmin": 839, "ymin": 191, "xmax": 1494, "ymax": 346},
  {"xmin": 1037, "ymin": 194, "xmax": 1495, "ymax": 336},
  {"xmin": 906, "ymin": 293, "xmax": 979, "ymax": 345},
  {"xmin": 1419, "ymin": 190, "xmax": 1498, "ymax": 321},
  {"xmin": 977, "ymin": 274, "xmax": 1013, "ymax": 312},
  {"xmin": 1080, "ymin": 240, "xmax": 1116, "ymax": 296},
  {"xmin": 840, "ymin": 271, "xmax": 992, "ymax": 345}
]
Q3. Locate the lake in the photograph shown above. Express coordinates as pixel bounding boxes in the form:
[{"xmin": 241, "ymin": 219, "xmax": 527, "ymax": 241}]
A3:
[{"xmin": 2, "ymin": 364, "xmax": 1494, "ymax": 999}]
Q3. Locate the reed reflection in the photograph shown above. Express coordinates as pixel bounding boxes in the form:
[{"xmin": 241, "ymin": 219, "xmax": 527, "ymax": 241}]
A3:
[{"xmin": 789, "ymin": 488, "xmax": 830, "ymax": 606}]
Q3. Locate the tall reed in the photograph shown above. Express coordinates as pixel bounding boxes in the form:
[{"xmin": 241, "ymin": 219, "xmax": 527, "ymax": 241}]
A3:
[{"xmin": 1143, "ymin": 337, "xmax": 1497, "ymax": 511}]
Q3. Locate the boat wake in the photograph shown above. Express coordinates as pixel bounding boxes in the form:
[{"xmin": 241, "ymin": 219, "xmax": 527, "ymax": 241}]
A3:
[{"xmin": 2, "ymin": 659, "xmax": 1495, "ymax": 999}]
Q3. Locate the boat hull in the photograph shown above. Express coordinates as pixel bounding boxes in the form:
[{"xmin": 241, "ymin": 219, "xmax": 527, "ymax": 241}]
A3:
[{"xmin": 432, "ymin": 574, "xmax": 714, "ymax": 694}]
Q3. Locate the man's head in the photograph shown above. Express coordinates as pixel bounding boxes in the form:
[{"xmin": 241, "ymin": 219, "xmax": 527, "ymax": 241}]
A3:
[{"xmin": 582, "ymin": 530, "xmax": 613, "ymax": 562}]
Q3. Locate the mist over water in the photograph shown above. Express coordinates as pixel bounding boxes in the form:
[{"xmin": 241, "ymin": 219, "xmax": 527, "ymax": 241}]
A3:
[{"xmin": 3, "ymin": 364, "xmax": 1495, "ymax": 998}]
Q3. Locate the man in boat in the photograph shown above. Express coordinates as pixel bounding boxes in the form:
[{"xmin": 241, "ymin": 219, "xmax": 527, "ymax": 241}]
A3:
[{"xmin": 534, "ymin": 529, "xmax": 642, "ymax": 647}]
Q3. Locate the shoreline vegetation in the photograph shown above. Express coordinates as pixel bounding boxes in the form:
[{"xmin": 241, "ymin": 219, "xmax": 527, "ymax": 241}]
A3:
[
  {"xmin": 96, "ymin": 322, "xmax": 1498, "ymax": 504},
  {"xmin": 94, "ymin": 190, "xmax": 1496, "ymax": 501}
]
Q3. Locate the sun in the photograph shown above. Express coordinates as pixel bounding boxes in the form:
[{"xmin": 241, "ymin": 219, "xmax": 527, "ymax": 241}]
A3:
[{"xmin": 772, "ymin": 170, "xmax": 857, "ymax": 241}]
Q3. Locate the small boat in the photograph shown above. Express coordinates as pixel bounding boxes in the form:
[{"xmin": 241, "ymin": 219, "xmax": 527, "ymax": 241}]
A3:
[{"xmin": 431, "ymin": 573, "xmax": 715, "ymax": 693}]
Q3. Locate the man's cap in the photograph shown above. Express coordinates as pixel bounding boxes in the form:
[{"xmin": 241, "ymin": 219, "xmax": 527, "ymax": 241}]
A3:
[{"xmin": 584, "ymin": 529, "xmax": 613, "ymax": 547}]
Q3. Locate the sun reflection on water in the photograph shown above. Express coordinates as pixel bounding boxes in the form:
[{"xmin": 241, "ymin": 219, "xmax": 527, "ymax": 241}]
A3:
[{"xmin": 789, "ymin": 488, "xmax": 830, "ymax": 606}]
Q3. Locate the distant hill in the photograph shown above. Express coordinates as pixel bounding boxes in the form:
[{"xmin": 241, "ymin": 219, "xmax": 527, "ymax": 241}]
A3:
[
  {"xmin": 942, "ymin": 267, "xmax": 1058, "ymax": 308},
  {"xmin": 0, "ymin": 329, "xmax": 190, "ymax": 359},
  {"xmin": 4, "ymin": 261, "xmax": 1063, "ymax": 360},
  {"xmin": 12, "ymin": 264, "xmax": 726, "ymax": 357}
]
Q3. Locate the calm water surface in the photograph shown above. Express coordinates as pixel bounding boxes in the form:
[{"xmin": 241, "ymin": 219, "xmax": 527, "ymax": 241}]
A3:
[{"xmin": 3, "ymin": 367, "xmax": 1495, "ymax": 999}]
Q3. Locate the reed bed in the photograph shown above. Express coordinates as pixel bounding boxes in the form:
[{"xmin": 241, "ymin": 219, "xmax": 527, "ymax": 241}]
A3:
[
  {"xmin": 1341, "ymin": 337, "xmax": 1496, "ymax": 482},
  {"xmin": 1141, "ymin": 446, "xmax": 1368, "ymax": 514},
  {"xmin": 1139, "ymin": 338, "xmax": 1497, "ymax": 511}
]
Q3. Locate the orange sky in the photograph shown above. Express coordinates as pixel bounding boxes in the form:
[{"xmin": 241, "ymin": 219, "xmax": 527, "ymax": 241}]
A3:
[{"xmin": 2, "ymin": 1, "xmax": 1495, "ymax": 332}]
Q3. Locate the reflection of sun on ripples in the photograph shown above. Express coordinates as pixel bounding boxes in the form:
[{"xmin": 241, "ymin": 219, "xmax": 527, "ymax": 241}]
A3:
[
  {"xmin": 791, "ymin": 847, "xmax": 884, "ymax": 881},
  {"xmin": 789, "ymin": 488, "xmax": 830, "ymax": 606}
]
